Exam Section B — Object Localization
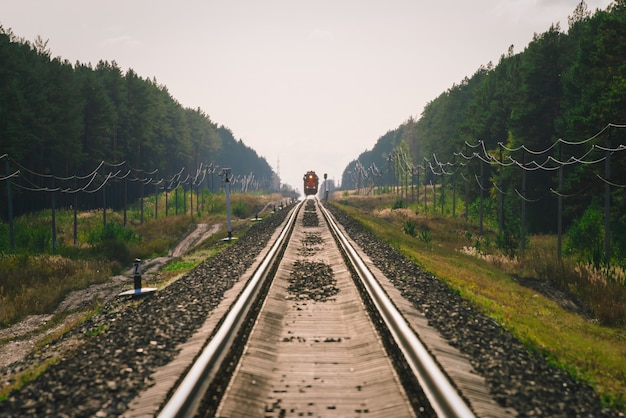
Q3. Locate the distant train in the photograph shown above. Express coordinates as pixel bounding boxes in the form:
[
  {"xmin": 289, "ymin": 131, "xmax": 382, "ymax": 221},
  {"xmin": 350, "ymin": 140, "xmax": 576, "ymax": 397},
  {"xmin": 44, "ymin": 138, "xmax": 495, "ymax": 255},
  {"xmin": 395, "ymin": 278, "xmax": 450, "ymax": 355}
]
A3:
[{"xmin": 303, "ymin": 171, "xmax": 319, "ymax": 196}]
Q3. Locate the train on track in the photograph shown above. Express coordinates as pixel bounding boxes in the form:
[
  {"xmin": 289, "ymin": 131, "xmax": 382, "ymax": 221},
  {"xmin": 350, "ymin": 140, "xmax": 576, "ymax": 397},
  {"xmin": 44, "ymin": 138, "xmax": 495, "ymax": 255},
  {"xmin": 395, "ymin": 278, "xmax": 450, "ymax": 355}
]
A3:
[{"xmin": 303, "ymin": 171, "xmax": 319, "ymax": 196}]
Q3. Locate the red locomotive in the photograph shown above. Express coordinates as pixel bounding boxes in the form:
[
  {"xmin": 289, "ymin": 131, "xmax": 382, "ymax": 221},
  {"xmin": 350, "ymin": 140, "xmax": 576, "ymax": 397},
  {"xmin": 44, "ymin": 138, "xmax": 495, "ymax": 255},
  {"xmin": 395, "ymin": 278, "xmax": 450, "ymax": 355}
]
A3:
[{"xmin": 303, "ymin": 171, "xmax": 319, "ymax": 196}]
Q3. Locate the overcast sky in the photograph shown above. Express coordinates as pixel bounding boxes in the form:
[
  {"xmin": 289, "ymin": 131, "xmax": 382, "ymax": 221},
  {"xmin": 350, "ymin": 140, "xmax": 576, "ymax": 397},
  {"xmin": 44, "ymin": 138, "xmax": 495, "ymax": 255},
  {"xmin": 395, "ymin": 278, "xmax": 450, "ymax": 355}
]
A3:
[{"xmin": 0, "ymin": 0, "xmax": 614, "ymax": 191}]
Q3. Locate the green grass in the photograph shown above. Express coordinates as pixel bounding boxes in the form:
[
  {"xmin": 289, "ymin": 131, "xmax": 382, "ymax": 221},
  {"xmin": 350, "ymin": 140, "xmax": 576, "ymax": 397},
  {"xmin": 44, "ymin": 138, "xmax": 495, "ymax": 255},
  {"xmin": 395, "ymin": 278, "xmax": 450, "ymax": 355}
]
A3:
[
  {"xmin": 0, "ymin": 192, "xmax": 284, "ymax": 327},
  {"xmin": 333, "ymin": 195, "xmax": 626, "ymax": 411},
  {"xmin": 0, "ymin": 191, "xmax": 285, "ymax": 404},
  {"xmin": 0, "ymin": 254, "xmax": 111, "ymax": 327},
  {"xmin": 162, "ymin": 259, "xmax": 199, "ymax": 272},
  {"xmin": 0, "ymin": 356, "xmax": 61, "ymax": 401}
]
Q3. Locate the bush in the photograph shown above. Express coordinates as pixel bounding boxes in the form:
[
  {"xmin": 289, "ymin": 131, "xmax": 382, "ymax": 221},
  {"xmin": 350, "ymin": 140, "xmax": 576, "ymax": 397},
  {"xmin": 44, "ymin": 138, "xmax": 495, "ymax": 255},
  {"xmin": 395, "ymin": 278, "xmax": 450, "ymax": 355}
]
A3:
[
  {"xmin": 232, "ymin": 199, "xmax": 250, "ymax": 219},
  {"xmin": 405, "ymin": 221, "xmax": 432, "ymax": 243},
  {"xmin": 85, "ymin": 222, "xmax": 137, "ymax": 266},
  {"xmin": 88, "ymin": 222, "xmax": 137, "ymax": 244},
  {"xmin": 392, "ymin": 199, "xmax": 406, "ymax": 210},
  {"xmin": 495, "ymin": 196, "xmax": 523, "ymax": 259},
  {"xmin": 0, "ymin": 222, "xmax": 10, "ymax": 253},
  {"xmin": 403, "ymin": 220, "xmax": 417, "ymax": 237},
  {"xmin": 417, "ymin": 225, "xmax": 433, "ymax": 243},
  {"xmin": 566, "ymin": 204, "xmax": 604, "ymax": 267},
  {"xmin": 15, "ymin": 219, "xmax": 52, "ymax": 253},
  {"xmin": 92, "ymin": 239, "xmax": 132, "ymax": 266},
  {"xmin": 496, "ymin": 229, "xmax": 520, "ymax": 259},
  {"xmin": 468, "ymin": 197, "xmax": 497, "ymax": 227}
]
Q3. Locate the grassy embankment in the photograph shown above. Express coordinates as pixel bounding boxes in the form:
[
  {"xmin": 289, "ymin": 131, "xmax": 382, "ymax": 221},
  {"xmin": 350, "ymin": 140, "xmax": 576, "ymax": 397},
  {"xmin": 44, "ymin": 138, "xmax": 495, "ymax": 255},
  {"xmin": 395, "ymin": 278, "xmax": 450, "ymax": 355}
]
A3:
[
  {"xmin": 332, "ymin": 192, "xmax": 625, "ymax": 412},
  {"xmin": 0, "ymin": 191, "xmax": 285, "ymax": 402},
  {"xmin": 0, "ymin": 192, "xmax": 284, "ymax": 329}
]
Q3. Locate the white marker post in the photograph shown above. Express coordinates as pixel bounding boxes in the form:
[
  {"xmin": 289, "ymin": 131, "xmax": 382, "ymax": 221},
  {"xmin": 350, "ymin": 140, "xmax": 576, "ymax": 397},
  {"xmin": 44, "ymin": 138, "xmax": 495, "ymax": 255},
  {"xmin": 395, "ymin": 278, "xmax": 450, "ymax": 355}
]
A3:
[{"xmin": 118, "ymin": 258, "xmax": 157, "ymax": 297}]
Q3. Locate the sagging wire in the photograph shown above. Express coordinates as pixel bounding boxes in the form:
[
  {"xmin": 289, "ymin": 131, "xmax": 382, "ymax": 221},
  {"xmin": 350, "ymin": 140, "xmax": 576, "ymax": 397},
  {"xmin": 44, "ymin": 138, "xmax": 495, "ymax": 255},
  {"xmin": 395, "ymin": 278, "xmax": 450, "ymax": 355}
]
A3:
[
  {"xmin": 0, "ymin": 170, "xmax": 20, "ymax": 181},
  {"xmin": 515, "ymin": 188, "xmax": 548, "ymax": 203},
  {"xmin": 596, "ymin": 174, "xmax": 626, "ymax": 188}
]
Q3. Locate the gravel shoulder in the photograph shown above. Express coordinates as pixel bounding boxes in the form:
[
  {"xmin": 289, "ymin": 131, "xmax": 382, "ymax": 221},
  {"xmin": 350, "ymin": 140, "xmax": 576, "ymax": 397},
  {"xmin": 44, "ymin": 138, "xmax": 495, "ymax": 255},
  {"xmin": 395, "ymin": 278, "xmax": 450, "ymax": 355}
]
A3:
[
  {"xmin": 0, "ymin": 223, "xmax": 221, "ymax": 370},
  {"xmin": 0, "ymin": 210, "xmax": 290, "ymax": 417},
  {"xmin": 0, "ymin": 204, "xmax": 623, "ymax": 417}
]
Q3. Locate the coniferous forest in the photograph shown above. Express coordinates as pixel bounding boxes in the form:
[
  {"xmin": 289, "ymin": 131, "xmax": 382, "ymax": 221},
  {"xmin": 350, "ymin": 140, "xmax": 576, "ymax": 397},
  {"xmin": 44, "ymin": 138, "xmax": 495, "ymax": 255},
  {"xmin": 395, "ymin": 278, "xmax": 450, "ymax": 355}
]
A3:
[
  {"xmin": 0, "ymin": 25, "xmax": 276, "ymax": 219},
  {"xmin": 342, "ymin": 1, "xmax": 626, "ymax": 264}
]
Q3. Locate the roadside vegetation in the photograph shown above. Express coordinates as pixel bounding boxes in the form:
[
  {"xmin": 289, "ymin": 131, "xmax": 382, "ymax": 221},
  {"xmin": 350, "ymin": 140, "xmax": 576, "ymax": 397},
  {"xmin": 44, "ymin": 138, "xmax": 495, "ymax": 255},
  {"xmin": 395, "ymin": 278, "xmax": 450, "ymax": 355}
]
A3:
[
  {"xmin": 333, "ymin": 191, "xmax": 626, "ymax": 410},
  {"xmin": 0, "ymin": 191, "xmax": 283, "ymax": 328}
]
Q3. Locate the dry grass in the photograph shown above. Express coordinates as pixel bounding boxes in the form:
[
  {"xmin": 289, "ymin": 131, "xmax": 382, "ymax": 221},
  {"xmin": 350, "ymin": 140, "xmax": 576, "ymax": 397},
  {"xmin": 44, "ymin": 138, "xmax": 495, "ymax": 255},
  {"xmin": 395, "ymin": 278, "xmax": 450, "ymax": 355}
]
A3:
[
  {"xmin": 0, "ymin": 254, "xmax": 110, "ymax": 326},
  {"xmin": 128, "ymin": 215, "xmax": 194, "ymax": 259},
  {"xmin": 332, "ymin": 193, "xmax": 626, "ymax": 410},
  {"xmin": 0, "ymin": 192, "xmax": 286, "ymax": 328}
]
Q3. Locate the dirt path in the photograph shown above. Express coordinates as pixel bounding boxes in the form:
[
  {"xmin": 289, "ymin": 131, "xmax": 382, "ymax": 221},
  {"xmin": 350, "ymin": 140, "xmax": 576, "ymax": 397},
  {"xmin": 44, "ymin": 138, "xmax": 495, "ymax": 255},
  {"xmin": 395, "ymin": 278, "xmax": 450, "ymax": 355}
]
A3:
[
  {"xmin": 0, "ymin": 223, "xmax": 221, "ymax": 368},
  {"xmin": 140, "ymin": 223, "xmax": 221, "ymax": 275}
]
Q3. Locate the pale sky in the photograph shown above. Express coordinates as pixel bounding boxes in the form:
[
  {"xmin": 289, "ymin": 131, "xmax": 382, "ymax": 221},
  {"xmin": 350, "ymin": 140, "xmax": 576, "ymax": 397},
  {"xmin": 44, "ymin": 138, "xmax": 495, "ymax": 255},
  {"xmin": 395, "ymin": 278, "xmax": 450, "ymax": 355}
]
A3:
[{"xmin": 0, "ymin": 0, "xmax": 614, "ymax": 191}]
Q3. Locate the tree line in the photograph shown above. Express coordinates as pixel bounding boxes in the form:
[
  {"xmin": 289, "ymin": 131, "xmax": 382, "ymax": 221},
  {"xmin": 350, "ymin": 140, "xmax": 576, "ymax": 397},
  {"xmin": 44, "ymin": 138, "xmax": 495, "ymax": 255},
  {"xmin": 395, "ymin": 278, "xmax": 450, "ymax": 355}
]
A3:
[
  {"xmin": 342, "ymin": 1, "xmax": 626, "ymax": 263},
  {"xmin": 0, "ymin": 25, "xmax": 276, "ymax": 219}
]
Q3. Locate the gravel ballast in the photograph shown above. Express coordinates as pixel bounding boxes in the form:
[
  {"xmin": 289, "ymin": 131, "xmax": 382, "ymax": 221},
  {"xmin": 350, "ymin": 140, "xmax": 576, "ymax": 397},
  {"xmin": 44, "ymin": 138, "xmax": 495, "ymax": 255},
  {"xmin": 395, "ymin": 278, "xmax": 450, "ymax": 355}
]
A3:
[
  {"xmin": 0, "ymin": 208, "xmax": 293, "ymax": 417},
  {"xmin": 0, "ymin": 201, "xmax": 622, "ymax": 417},
  {"xmin": 325, "ymin": 203, "xmax": 622, "ymax": 418}
]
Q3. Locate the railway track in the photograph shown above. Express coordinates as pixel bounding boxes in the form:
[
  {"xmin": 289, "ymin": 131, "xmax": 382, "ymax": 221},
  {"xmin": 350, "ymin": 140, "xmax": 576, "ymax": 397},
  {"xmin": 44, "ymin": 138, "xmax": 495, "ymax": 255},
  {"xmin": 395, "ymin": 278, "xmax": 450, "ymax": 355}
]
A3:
[
  {"xmin": 2, "ymin": 197, "xmax": 612, "ymax": 416},
  {"xmin": 154, "ymin": 198, "xmax": 494, "ymax": 417}
]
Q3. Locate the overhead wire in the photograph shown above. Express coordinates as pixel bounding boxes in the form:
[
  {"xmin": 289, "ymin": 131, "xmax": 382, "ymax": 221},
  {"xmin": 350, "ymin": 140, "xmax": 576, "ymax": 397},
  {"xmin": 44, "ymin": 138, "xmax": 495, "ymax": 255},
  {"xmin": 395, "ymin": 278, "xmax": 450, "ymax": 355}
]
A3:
[
  {"xmin": 514, "ymin": 188, "xmax": 549, "ymax": 203},
  {"xmin": 0, "ymin": 170, "xmax": 20, "ymax": 181},
  {"xmin": 549, "ymin": 183, "xmax": 594, "ymax": 198},
  {"xmin": 432, "ymin": 123, "xmax": 626, "ymax": 202},
  {"xmin": 596, "ymin": 174, "xmax": 626, "ymax": 188}
]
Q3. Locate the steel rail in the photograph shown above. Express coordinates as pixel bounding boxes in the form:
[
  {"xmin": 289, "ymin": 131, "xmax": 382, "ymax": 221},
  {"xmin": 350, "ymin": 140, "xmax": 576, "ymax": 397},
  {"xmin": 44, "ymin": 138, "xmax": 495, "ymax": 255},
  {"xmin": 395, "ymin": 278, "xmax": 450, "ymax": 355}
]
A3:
[
  {"xmin": 319, "ymin": 202, "xmax": 476, "ymax": 418},
  {"xmin": 158, "ymin": 200, "xmax": 303, "ymax": 418}
]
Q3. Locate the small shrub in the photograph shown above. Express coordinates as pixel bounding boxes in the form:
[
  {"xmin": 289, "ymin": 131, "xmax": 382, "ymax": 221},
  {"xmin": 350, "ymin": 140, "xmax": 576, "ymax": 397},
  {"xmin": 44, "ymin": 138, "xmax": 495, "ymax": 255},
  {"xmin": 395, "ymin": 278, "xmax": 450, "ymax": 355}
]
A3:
[
  {"xmin": 417, "ymin": 225, "xmax": 433, "ymax": 243},
  {"xmin": 392, "ymin": 199, "xmax": 406, "ymax": 210},
  {"xmin": 403, "ymin": 220, "xmax": 417, "ymax": 237},
  {"xmin": 232, "ymin": 199, "xmax": 250, "ymax": 219},
  {"xmin": 496, "ymin": 229, "xmax": 520, "ymax": 259},
  {"xmin": 92, "ymin": 240, "xmax": 132, "ymax": 266},
  {"xmin": 84, "ymin": 323, "xmax": 108, "ymax": 337},
  {"xmin": 88, "ymin": 222, "xmax": 137, "ymax": 245},
  {"xmin": 565, "ymin": 204, "xmax": 605, "ymax": 268},
  {"xmin": 16, "ymin": 222, "xmax": 52, "ymax": 253}
]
